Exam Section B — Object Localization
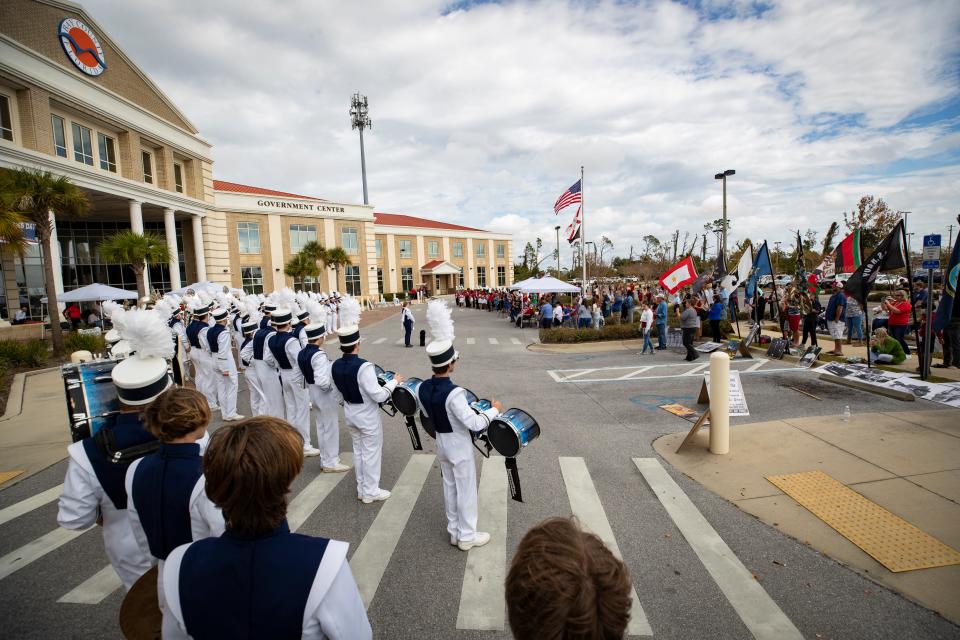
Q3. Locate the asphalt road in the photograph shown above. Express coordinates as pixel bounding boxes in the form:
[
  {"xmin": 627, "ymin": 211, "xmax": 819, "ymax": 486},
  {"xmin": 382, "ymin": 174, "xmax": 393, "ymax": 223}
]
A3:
[{"xmin": 1, "ymin": 304, "xmax": 958, "ymax": 640}]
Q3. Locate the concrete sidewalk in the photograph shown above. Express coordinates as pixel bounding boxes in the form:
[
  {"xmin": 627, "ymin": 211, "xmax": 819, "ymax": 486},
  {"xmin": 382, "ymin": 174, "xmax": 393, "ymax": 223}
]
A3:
[
  {"xmin": 0, "ymin": 368, "xmax": 70, "ymax": 489},
  {"xmin": 654, "ymin": 409, "xmax": 960, "ymax": 625}
]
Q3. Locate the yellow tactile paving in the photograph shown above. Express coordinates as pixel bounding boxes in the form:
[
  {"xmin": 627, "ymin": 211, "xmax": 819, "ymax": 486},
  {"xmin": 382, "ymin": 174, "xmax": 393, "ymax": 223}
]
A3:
[
  {"xmin": 766, "ymin": 470, "xmax": 960, "ymax": 573},
  {"xmin": 0, "ymin": 470, "xmax": 24, "ymax": 484}
]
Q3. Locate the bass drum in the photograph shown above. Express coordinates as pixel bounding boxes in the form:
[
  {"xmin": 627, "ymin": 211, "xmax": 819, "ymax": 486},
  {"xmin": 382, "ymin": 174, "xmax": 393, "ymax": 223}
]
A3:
[
  {"xmin": 392, "ymin": 377, "xmax": 423, "ymax": 416},
  {"xmin": 487, "ymin": 408, "xmax": 540, "ymax": 457},
  {"xmin": 61, "ymin": 359, "xmax": 122, "ymax": 442}
]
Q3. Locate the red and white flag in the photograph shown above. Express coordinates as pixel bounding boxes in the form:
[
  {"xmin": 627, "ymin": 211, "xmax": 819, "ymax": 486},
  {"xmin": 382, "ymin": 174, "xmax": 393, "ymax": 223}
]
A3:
[
  {"xmin": 658, "ymin": 256, "xmax": 698, "ymax": 294},
  {"xmin": 565, "ymin": 206, "xmax": 581, "ymax": 243}
]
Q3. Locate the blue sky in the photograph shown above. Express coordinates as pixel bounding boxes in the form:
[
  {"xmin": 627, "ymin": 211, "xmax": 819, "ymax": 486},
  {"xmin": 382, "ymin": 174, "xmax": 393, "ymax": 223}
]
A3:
[{"xmin": 87, "ymin": 0, "xmax": 960, "ymax": 263}]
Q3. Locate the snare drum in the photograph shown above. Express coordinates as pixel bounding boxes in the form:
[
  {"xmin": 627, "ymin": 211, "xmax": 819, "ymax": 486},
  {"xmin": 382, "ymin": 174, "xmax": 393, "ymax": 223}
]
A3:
[
  {"xmin": 487, "ymin": 408, "xmax": 540, "ymax": 457},
  {"xmin": 373, "ymin": 364, "xmax": 396, "ymax": 386},
  {"xmin": 461, "ymin": 388, "xmax": 492, "ymax": 414},
  {"xmin": 392, "ymin": 377, "xmax": 423, "ymax": 416},
  {"xmin": 62, "ymin": 359, "xmax": 122, "ymax": 442}
]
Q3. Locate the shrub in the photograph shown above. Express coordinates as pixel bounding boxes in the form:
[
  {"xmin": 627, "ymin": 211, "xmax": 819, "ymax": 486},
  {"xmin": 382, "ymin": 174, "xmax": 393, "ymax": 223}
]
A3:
[
  {"xmin": 65, "ymin": 332, "xmax": 106, "ymax": 354},
  {"xmin": 540, "ymin": 323, "xmax": 642, "ymax": 344},
  {"xmin": 395, "ymin": 292, "xmax": 407, "ymax": 300},
  {"xmin": 0, "ymin": 339, "xmax": 48, "ymax": 368}
]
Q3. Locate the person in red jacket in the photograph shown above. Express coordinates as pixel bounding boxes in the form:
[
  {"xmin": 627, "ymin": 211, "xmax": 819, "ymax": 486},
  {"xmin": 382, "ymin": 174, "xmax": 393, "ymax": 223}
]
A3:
[{"xmin": 881, "ymin": 289, "xmax": 913, "ymax": 356}]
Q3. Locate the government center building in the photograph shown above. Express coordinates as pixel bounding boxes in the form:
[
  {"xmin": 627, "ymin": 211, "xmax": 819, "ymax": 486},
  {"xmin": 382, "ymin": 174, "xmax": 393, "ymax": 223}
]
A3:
[{"xmin": 0, "ymin": 0, "xmax": 513, "ymax": 319}]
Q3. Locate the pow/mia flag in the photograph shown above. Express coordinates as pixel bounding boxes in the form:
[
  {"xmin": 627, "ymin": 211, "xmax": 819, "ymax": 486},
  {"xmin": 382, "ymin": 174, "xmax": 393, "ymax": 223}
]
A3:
[
  {"xmin": 844, "ymin": 220, "xmax": 907, "ymax": 306},
  {"xmin": 721, "ymin": 245, "xmax": 754, "ymax": 294}
]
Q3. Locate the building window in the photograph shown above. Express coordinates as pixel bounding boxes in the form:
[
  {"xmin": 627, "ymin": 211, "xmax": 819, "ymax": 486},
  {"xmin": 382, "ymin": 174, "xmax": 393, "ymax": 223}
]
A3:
[
  {"xmin": 401, "ymin": 266, "xmax": 413, "ymax": 291},
  {"xmin": 173, "ymin": 162, "xmax": 184, "ymax": 193},
  {"xmin": 453, "ymin": 241, "xmax": 464, "ymax": 258},
  {"xmin": 237, "ymin": 221, "xmax": 261, "ymax": 254},
  {"xmin": 289, "ymin": 224, "xmax": 317, "ymax": 253},
  {"xmin": 141, "ymin": 150, "xmax": 153, "ymax": 183},
  {"xmin": 345, "ymin": 265, "xmax": 361, "ymax": 295},
  {"xmin": 399, "ymin": 239, "xmax": 412, "ymax": 258},
  {"xmin": 476, "ymin": 242, "xmax": 486, "ymax": 258},
  {"xmin": 428, "ymin": 240, "xmax": 439, "ymax": 258},
  {"xmin": 375, "ymin": 238, "xmax": 383, "ymax": 259},
  {"xmin": 51, "ymin": 115, "xmax": 67, "ymax": 157},
  {"xmin": 97, "ymin": 133, "xmax": 116, "ymax": 172},
  {"xmin": 71, "ymin": 123, "xmax": 93, "ymax": 165},
  {"xmin": 458, "ymin": 267, "xmax": 464, "ymax": 288},
  {"xmin": 0, "ymin": 95, "xmax": 11, "ymax": 141},
  {"xmin": 341, "ymin": 227, "xmax": 359, "ymax": 255},
  {"xmin": 241, "ymin": 266, "xmax": 264, "ymax": 294},
  {"xmin": 497, "ymin": 243, "xmax": 505, "ymax": 259},
  {"xmin": 497, "ymin": 265, "xmax": 506, "ymax": 287},
  {"xmin": 377, "ymin": 267, "xmax": 384, "ymax": 293},
  {"xmin": 477, "ymin": 266, "xmax": 487, "ymax": 288}
]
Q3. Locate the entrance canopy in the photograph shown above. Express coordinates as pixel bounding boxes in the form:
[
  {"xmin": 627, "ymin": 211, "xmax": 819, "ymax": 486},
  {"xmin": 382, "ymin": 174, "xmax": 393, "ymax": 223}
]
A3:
[
  {"xmin": 49, "ymin": 283, "xmax": 138, "ymax": 303},
  {"xmin": 420, "ymin": 260, "xmax": 461, "ymax": 276},
  {"xmin": 510, "ymin": 276, "xmax": 579, "ymax": 294}
]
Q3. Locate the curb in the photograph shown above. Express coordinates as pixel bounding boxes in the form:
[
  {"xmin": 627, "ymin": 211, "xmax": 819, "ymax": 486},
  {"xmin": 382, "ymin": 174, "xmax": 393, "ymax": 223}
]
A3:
[{"xmin": 0, "ymin": 366, "xmax": 62, "ymax": 423}]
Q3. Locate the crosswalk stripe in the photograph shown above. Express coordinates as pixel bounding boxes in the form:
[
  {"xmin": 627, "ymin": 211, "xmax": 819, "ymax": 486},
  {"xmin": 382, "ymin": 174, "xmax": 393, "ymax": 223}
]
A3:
[
  {"xmin": 0, "ymin": 526, "xmax": 89, "ymax": 581},
  {"xmin": 488, "ymin": 337, "xmax": 499, "ymax": 345},
  {"xmin": 350, "ymin": 454, "xmax": 435, "ymax": 608},
  {"xmin": 456, "ymin": 456, "xmax": 508, "ymax": 631},
  {"xmin": 466, "ymin": 338, "xmax": 476, "ymax": 345},
  {"xmin": 744, "ymin": 358, "xmax": 768, "ymax": 373},
  {"xmin": 510, "ymin": 337, "xmax": 521, "ymax": 345},
  {"xmin": 394, "ymin": 338, "xmax": 404, "ymax": 345},
  {"xmin": 615, "ymin": 366, "xmax": 653, "ymax": 380},
  {"xmin": 0, "ymin": 484, "xmax": 63, "ymax": 526},
  {"xmin": 559, "ymin": 457, "xmax": 652, "ymax": 637},
  {"xmin": 634, "ymin": 458, "xmax": 802, "ymax": 640},
  {"xmin": 288, "ymin": 453, "xmax": 354, "ymax": 531},
  {"xmin": 373, "ymin": 337, "xmax": 387, "ymax": 345},
  {"xmin": 682, "ymin": 363, "xmax": 711, "ymax": 376},
  {"xmin": 58, "ymin": 565, "xmax": 122, "ymax": 604}
]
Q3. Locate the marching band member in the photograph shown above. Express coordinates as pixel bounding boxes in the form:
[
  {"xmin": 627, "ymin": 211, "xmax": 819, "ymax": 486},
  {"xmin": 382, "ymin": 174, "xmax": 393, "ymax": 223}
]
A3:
[
  {"xmin": 418, "ymin": 299, "xmax": 501, "ymax": 550},
  {"xmin": 298, "ymin": 306, "xmax": 349, "ymax": 472},
  {"xmin": 401, "ymin": 301, "xmax": 415, "ymax": 348},
  {"xmin": 57, "ymin": 309, "xmax": 176, "ymax": 589},
  {"xmin": 238, "ymin": 317, "xmax": 265, "ymax": 416},
  {"xmin": 265, "ymin": 307, "xmax": 315, "ymax": 454},
  {"xmin": 252, "ymin": 310, "xmax": 282, "ymax": 418},
  {"xmin": 125, "ymin": 388, "xmax": 224, "ymax": 637},
  {"xmin": 162, "ymin": 417, "xmax": 371, "ymax": 639},
  {"xmin": 185, "ymin": 300, "xmax": 218, "ymax": 410},
  {"xmin": 331, "ymin": 297, "xmax": 402, "ymax": 503},
  {"xmin": 259, "ymin": 302, "xmax": 275, "ymax": 329},
  {"xmin": 209, "ymin": 307, "xmax": 244, "ymax": 421},
  {"xmin": 293, "ymin": 308, "xmax": 311, "ymax": 346}
]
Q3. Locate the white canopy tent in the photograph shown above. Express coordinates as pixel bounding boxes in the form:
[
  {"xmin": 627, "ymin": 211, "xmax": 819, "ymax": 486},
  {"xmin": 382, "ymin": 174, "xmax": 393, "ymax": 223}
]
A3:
[
  {"xmin": 49, "ymin": 283, "xmax": 139, "ymax": 303},
  {"xmin": 509, "ymin": 276, "xmax": 580, "ymax": 294}
]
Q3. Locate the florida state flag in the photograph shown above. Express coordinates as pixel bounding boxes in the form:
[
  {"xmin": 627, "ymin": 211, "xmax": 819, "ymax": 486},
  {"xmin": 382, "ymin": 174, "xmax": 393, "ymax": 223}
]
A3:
[{"xmin": 659, "ymin": 256, "xmax": 698, "ymax": 294}]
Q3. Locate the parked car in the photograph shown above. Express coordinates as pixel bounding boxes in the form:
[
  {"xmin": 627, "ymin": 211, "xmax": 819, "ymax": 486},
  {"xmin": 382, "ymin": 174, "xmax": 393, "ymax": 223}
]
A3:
[
  {"xmin": 773, "ymin": 275, "xmax": 793, "ymax": 286},
  {"xmin": 758, "ymin": 275, "xmax": 773, "ymax": 286},
  {"xmin": 834, "ymin": 272, "xmax": 852, "ymax": 284}
]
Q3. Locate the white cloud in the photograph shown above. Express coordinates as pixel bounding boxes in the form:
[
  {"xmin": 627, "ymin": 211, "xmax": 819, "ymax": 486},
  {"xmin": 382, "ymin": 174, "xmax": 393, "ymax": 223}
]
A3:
[{"xmin": 83, "ymin": 0, "xmax": 960, "ymax": 267}]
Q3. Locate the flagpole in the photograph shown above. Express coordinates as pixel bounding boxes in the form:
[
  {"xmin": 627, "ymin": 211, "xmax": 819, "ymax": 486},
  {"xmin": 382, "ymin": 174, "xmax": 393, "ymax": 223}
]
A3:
[
  {"xmin": 901, "ymin": 220, "xmax": 922, "ymax": 362},
  {"xmin": 580, "ymin": 165, "xmax": 586, "ymax": 297}
]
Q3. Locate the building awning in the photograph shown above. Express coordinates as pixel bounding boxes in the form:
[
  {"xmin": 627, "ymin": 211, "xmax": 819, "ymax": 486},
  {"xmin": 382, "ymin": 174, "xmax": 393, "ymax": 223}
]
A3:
[{"xmin": 420, "ymin": 260, "xmax": 461, "ymax": 275}]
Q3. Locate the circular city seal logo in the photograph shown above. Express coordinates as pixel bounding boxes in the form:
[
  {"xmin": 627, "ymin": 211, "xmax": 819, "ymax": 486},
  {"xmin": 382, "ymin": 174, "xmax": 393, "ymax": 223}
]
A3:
[{"xmin": 58, "ymin": 18, "xmax": 107, "ymax": 76}]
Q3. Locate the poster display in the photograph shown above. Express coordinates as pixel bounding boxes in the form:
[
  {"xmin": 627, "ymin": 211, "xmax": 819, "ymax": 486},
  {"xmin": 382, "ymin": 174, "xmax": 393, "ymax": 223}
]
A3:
[{"xmin": 704, "ymin": 371, "xmax": 750, "ymax": 416}]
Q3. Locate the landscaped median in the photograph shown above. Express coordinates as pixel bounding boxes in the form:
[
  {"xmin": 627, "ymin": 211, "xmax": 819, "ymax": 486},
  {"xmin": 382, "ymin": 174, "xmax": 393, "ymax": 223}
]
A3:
[{"xmin": 538, "ymin": 318, "xmax": 736, "ymax": 344}]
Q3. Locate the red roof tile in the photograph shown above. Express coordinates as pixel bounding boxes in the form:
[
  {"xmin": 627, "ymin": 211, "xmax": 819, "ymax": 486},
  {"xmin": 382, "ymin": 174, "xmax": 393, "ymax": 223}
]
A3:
[
  {"xmin": 213, "ymin": 180, "xmax": 327, "ymax": 202},
  {"xmin": 374, "ymin": 212, "xmax": 485, "ymax": 232},
  {"xmin": 421, "ymin": 259, "xmax": 444, "ymax": 270}
]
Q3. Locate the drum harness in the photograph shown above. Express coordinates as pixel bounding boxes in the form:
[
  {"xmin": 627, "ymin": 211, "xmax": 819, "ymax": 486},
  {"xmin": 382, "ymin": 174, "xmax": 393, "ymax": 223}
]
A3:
[{"xmin": 94, "ymin": 426, "xmax": 159, "ymax": 464}]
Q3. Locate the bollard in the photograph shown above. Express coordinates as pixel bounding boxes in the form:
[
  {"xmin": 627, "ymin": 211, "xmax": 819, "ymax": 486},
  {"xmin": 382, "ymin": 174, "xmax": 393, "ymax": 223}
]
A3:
[{"xmin": 709, "ymin": 351, "xmax": 729, "ymax": 454}]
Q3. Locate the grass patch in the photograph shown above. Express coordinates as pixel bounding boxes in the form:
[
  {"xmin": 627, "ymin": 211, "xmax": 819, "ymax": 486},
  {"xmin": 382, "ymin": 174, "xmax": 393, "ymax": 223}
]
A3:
[
  {"xmin": 0, "ymin": 339, "xmax": 48, "ymax": 369},
  {"xmin": 64, "ymin": 332, "xmax": 106, "ymax": 354}
]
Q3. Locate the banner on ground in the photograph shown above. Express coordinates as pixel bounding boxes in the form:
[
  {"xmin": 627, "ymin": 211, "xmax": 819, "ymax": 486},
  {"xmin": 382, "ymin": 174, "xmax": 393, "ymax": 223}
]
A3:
[
  {"xmin": 844, "ymin": 220, "xmax": 907, "ymax": 306},
  {"xmin": 721, "ymin": 244, "xmax": 753, "ymax": 294},
  {"xmin": 834, "ymin": 229, "xmax": 863, "ymax": 274},
  {"xmin": 744, "ymin": 241, "xmax": 774, "ymax": 300},
  {"xmin": 934, "ymin": 215, "xmax": 960, "ymax": 331},
  {"xmin": 659, "ymin": 256, "xmax": 698, "ymax": 294}
]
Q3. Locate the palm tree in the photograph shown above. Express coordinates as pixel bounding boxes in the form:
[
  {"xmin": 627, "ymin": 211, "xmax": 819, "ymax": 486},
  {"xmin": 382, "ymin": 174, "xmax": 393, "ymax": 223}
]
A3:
[
  {"xmin": 284, "ymin": 252, "xmax": 320, "ymax": 291},
  {"xmin": 324, "ymin": 246, "xmax": 352, "ymax": 293},
  {"xmin": 0, "ymin": 169, "xmax": 89, "ymax": 353},
  {"xmin": 98, "ymin": 230, "xmax": 171, "ymax": 299},
  {"xmin": 299, "ymin": 240, "xmax": 328, "ymax": 290}
]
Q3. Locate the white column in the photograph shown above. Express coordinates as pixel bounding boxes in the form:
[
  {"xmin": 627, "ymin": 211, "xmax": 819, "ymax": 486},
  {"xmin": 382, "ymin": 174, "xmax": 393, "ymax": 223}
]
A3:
[
  {"xmin": 163, "ymin": 208, "xmax": 181, "ymax": 291},
  {"xmin": 386, "ymin": 233, "xmax": 398, "ymax": 292},
  {"xmin": 192, "ymin": 214, "xmax": 207, "ymax": 282},
  {"xmin": 129, "ymin": 199, "xmax": 148, "ymax": 292},
  {"xmin": 466, "ymin": 238, "xmax": 475, "ymax": 287},
  {"xmin": 47, "ymin": 211, "xmax": 65, "ymax": 307}
]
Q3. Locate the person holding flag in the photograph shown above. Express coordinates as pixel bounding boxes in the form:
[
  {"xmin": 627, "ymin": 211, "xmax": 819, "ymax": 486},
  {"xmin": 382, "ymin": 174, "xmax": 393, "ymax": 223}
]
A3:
[{"xmin": 933, "ymin": 216, "xmax": 960, "ymax": 369}]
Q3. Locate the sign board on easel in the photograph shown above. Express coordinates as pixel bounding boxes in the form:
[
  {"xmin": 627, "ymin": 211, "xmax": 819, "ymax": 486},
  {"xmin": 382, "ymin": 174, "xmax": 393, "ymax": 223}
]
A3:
[{"xmin": 677, "ymin": 371, "xmax": 749, "ymax": 452}]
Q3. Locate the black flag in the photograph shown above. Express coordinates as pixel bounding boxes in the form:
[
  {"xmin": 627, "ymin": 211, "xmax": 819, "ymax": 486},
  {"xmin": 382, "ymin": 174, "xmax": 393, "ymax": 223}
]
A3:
[
  {"xmin": 712, "ymin": 252, "xmax": 728, "ymax": 284},
  {"xmin": 794, "ymin": 231, "xmax": 807, "ymax": 284},
  {"xmin": 844, "ymin": 220, "xmax": 907, "ymax": 306}
]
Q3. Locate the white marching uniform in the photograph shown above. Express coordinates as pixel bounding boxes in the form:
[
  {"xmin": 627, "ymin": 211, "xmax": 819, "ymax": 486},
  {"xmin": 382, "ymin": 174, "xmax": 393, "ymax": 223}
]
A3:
[
  {"xmin": 253, "ymin": 329, "xmax": 284, "ymax": 418},
  {"xmin": 212, "ymin": 326, "xmax": 240, "ymax": 419},
  {"xmin": 305, "ymin": 347, "xmax": 342, "ymax": 468},
  {"xmin": 343, "ymin": 362, "xmax": 395, "ymax": 500},
  {"xmin": 239, "ymin": 335, "xmax": 264, "ymax": 416},
  {"xmin": 427, "ymin": 388, "xmax": 499, "ymax": 543},
  {"xmin": 265, "ymin": 332, "xmax": 311, "ymax": 443},
  {"xmin": 57, "ymin": 441, "xmax": 153, "ymax": 589},
  {"xmin": 196, "ymin": 323, "xmax": 219, "ymax": 409}
]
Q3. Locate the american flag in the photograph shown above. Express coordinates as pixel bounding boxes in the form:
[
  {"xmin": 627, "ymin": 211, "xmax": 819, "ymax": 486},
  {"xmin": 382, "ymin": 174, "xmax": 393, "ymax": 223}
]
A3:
[{"xmin": 553, "ymin": 179, "xmax": 582, "ymax": 214}]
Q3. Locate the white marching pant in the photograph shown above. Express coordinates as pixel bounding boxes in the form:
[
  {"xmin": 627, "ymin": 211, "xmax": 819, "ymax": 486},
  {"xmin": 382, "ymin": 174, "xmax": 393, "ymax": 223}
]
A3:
[
  {"xmin": 191, "ymin": 352, "xmax": 217, "ymax": 408},
  {"xmin": 279, "ymin": 371, "xmax": 310, "ymax": 446},
  {"xmin": 436, "ymin": 433, "xmax": 479, "ymax": 542},
  {"xmin": 214, "ymin": 369, "xmax": 238, "ymax": 418},
  {"xmin": 253, "ymin": 360, "xmax": 283, "ymax": 418},
  {"xmin": 243, "ymin": 367, "xmax": 265, "ymax": 416},
  {"xmin": 308, "ymin": 386, "xmax": 341, "ymax": 468},
  {"xmin": 345, "ymin": 418, "xmax": 383, "ymax": 499}
]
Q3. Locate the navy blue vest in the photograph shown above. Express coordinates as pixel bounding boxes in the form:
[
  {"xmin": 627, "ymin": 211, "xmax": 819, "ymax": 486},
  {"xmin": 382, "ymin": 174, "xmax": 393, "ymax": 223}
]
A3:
[
  {"xmin": 179, "ymin": 522, "xmax": 328, "ymax": 640},
  {"xmin": 240, "ymin": 336, "xmax": 253, "ymax": 367},
  {"xmin": 268, "ymin": 332, "xmax": 296, "ymax": 370},
  {"xmin": 81, "ymin": 413, "xmax": 156, "ymax": 510},
  {"xmin": 297, "ymin": 344, "xmax": 320, "ymax": 385},
  {"xmin": 259, "ymin": 316, "xmax": 270, "ymax": 329},
  {"xmin": 206, "ymin": 324, "xmax": 227, "ymax": 353},
  {"xmin": 131, "ymin": 443, "xmax": 202, "ymax": 560},
  {"xmin": 252, "ymin": 328, "xmax": 273, "ymax": 361},
  {"xmin": 292, "ymin": 323, "xmax": 305, "ymax": 339},
  {"xmin": 186, "ymin": 320, "xmax": 205, "ymax": 349},
  {"xmin": 331, "ymin": 354, "xmax": 366, "ymax": 404},
  {"xmin": 418, "ymin": 377, "xmax": 457, "ymax": 434}
]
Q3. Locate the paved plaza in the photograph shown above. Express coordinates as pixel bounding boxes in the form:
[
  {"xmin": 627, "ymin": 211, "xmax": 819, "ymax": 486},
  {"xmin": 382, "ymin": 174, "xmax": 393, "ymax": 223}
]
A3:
[{"xmin": 1, "ymin": 305, "xmax": 959, "ymax": 639}]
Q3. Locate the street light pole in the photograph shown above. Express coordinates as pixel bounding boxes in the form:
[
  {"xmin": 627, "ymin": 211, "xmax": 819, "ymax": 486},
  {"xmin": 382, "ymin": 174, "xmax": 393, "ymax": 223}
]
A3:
[
  {"xmin": 350, "ymin": 93, "xmax": 372, "ymax": 205},
  {"xmin": 714, "ymin": 169, "xmax": 735, "ymax": 260},
  {"xmin": 554, "ymin": 225, "xmax": 561, "ymax": 276}
]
